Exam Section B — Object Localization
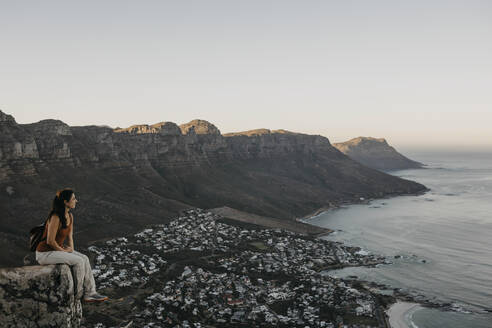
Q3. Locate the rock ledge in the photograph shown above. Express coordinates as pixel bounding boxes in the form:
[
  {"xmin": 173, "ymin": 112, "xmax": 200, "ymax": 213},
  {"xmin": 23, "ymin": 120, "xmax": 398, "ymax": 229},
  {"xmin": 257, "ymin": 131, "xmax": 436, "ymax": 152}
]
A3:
[{"xmin": 0, "ymin": 264, "xmax": 82, "ymax": 328}]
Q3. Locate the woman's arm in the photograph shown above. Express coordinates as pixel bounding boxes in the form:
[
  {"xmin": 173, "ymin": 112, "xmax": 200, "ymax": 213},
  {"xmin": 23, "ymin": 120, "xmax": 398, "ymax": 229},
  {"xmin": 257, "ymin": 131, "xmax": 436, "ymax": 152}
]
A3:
[
  {"xmin": 46, "ymin": 215, "xmax": 66, "ymax": 251},
  {"xmin": 67, "ymin": 213, "xmax": 74, "ymax": 251}
]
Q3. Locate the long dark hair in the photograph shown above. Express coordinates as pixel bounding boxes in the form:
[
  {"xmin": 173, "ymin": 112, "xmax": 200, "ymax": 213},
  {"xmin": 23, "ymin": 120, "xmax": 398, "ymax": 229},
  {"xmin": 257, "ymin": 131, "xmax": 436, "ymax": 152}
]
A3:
[{"xmin": 47, "ymin": 188, "xmax": 74, "ymax": 229}]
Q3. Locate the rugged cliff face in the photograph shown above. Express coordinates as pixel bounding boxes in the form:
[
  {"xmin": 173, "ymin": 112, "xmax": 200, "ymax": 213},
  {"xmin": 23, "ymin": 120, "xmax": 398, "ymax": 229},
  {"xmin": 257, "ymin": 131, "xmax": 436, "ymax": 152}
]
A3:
[
  {"xmin": 0, "ymin": 110, "xmax": 427, "ymax": 267},
  {"xmin": 0, "ymin": 111, "xmax": 40, "ymax": 179},
  {"xmin": 333, "ymin": 137, "xmax": 424, "ymax": 171}
]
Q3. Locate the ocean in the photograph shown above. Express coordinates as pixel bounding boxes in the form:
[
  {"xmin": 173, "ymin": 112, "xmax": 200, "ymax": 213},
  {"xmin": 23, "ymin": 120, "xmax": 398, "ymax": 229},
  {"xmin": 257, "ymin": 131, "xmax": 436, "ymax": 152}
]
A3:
[{"xmin": 306, "ymin": 150, "xmax": 492, "ymax": 328}]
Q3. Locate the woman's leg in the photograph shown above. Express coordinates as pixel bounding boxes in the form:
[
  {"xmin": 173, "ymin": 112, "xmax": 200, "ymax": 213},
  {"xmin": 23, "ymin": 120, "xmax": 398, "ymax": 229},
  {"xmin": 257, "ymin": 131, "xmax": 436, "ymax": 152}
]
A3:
[
  {"xmin": 71, "ymin": 250, "xmax": 97, "ymax": 297},
  {"xmin": 35, "ymin": 251, "xmax": 86, "ymax": 298}
]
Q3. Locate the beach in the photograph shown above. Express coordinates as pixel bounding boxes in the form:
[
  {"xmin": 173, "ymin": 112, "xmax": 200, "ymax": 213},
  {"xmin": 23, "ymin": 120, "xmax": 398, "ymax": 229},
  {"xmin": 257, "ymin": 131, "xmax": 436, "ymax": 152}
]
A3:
[{"xmin": 387, "ymin": 301, "xmax": 421, "ymax": 328}]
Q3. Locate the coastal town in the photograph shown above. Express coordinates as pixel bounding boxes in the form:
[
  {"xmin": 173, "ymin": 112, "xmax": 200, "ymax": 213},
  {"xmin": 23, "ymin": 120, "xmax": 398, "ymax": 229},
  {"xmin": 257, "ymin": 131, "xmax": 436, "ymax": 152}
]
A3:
[{"xmin": 84, "ymin": 209, "xmax": 394, "ymax": 327}]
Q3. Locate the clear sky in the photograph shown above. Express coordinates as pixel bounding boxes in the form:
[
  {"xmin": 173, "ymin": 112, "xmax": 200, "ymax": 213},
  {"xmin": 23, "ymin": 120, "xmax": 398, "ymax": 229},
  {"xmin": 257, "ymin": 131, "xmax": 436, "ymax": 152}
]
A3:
[{"xmin": 1, "ymin": 1, "xmax": 491, "ymax": 150}]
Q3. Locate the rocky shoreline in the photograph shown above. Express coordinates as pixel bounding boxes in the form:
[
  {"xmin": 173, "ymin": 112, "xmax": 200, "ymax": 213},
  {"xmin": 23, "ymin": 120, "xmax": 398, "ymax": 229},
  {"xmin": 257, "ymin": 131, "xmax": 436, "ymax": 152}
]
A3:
[{"xmin": 299, "ymin": 192, "xmax": 487, "ymax": 328}]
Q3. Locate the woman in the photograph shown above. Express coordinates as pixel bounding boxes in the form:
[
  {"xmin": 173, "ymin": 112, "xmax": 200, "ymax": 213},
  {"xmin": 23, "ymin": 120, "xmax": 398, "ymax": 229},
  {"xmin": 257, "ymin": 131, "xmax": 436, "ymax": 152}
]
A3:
[{"xmin": 36, "ymin": 188, "xmax": 108, "ymax": 303}]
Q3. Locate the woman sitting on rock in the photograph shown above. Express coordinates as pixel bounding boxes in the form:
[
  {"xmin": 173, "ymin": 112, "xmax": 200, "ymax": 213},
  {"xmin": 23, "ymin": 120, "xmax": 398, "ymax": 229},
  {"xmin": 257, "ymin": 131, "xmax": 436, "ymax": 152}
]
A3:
[{"xmin": 36, "ymin": 188, "xmax": 108, "ymax": 303}]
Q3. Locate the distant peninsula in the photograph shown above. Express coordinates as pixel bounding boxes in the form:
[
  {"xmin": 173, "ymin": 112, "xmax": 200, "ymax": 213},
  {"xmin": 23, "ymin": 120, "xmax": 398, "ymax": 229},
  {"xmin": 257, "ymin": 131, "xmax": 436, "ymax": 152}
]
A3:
[{"xmin": 333, "ymin": 137, "xmax": 424, "ymax": 171}]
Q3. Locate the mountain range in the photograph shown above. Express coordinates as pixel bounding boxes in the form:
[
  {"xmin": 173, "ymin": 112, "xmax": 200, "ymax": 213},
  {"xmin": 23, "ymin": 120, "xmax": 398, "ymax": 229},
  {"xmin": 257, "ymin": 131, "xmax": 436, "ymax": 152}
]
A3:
[{"xmin": 0, "ymin": 110, "xmax": 427, "ymax": 267}]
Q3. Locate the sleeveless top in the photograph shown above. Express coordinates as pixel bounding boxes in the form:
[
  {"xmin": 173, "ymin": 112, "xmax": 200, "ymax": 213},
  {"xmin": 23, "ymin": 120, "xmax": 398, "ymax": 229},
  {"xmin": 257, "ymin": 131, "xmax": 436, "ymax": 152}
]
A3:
[{"xmin": 36, "ymin": 213, "xmax": 73, "ymax": 252}]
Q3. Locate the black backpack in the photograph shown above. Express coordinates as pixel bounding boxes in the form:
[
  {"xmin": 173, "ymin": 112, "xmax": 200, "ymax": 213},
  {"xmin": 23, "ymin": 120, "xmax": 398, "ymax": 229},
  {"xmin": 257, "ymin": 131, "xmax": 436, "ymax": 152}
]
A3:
[{"xmin": 29, "ymin": 219, "xmax": 48, "ymax": 252}]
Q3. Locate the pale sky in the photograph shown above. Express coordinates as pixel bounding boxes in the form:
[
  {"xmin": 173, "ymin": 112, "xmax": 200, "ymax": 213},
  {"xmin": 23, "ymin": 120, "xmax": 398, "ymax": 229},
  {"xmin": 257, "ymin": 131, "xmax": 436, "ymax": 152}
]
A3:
[{"xmin": 1, "ymin": 1, "xmax": 491, "ymax": 149}]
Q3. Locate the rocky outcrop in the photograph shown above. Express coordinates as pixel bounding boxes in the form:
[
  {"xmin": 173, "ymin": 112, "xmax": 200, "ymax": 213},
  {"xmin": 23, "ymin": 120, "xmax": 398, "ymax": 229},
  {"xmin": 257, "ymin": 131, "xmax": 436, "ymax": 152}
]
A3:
[
  {"xmin": 114, "ymin": 121, "xmax": 182, "ymax": 136},
  {"xmin": 0, "ymin": 111, "xmax": 427, "ymax": 267},
  {"xmin": 0, "ymin": 110, "xmax": 16, "ymax": 123},
  {"xmin": 151, "ymin": 122, "xmax": 182, "ymax": 136},
  {"xmin": 224, "ymin": 128, "xmax": 297, "ymax": 137},
  {"xmin": 22, "ymin": 120, "xmax": 74, "ymax": 162},
  {"xmin": 179, "ymin": 119, "xmax": 221, "ymax": 135},
  {"xmin": 0, "ymin": 110, "xmax": 40, "ymax": 179},
  {"xmin": 333, "ymin": 137, "xmax": 424, "ymax": 171},
  {"xmin": 0, "ymin": 264, "xmax": 82, "ymax": 327},
  {"xmin": 23, "ymin": 119, "xmax": 72, "ymax": 136},
  {"xmin": 0, "ymin": 110, "xmax": 39, "ymax": 160}
]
